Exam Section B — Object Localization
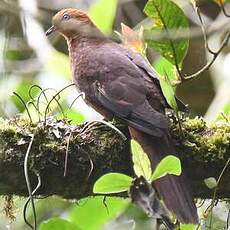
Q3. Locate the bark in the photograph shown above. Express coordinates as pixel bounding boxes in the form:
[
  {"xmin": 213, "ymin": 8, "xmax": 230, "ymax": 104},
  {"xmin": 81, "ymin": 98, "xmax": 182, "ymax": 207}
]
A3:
[{"xmin": 0, "ymin": 116, "xmax": 229, "ymax": 199}]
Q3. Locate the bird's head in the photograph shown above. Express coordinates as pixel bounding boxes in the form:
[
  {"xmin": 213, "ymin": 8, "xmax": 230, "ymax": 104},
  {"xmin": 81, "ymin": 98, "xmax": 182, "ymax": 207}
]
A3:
[{"xmin": 46, "ymin": 8, "xmax": 100, "ymax": 39}]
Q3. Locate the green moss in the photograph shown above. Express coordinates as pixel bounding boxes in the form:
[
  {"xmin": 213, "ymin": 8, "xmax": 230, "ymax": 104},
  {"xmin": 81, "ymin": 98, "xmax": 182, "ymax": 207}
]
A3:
[
  {"xmin": 183, "ymin": 116, "xmax": 206, "ymax": 132},
  {"xmin": 0, "ymin": 116, "xmax": 229, "ymax": 198},
  {"xmin": 171, "ymin": 117, "xmax": 230, "ymax": 164}
]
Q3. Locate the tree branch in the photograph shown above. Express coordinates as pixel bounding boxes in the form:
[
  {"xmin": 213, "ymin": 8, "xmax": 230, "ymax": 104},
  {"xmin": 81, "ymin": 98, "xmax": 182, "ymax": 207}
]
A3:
[{"xmin": 0, "ymin": 116, "xmax": 229, "ymax": 199}]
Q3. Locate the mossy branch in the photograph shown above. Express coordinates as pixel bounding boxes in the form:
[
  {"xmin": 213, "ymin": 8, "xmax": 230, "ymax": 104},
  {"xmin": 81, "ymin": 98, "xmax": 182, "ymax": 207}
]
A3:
[{"xmin": 0, "ymin": 116, "xmax": 229, "ymax": 199}]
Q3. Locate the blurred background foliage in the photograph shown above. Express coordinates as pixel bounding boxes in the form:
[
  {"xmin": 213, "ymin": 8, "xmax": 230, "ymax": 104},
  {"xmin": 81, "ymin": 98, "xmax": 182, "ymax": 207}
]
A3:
[{"xmin": 0, "ymin": 0, "xmax": 229, "ymax": 229}]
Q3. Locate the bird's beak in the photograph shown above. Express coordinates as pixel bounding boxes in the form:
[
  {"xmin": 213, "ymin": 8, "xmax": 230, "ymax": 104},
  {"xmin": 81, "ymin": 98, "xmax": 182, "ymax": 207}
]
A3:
[{"xmin": 45, "ymin": 25, "xmax": 57, "ymax": 36}]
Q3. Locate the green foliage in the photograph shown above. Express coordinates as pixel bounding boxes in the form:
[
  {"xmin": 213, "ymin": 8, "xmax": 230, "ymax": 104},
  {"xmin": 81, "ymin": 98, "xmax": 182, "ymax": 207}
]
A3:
[
  {"xmin": 179, "ymin": 117, "xmax": 230, "ymax": 162},
  {"xmin": 93, "ymin": 141, "xmax": 182, "ymax": 197},
  {"xmin": 204, "ymin": 177, "xmax": 217, "ymax": 189},
  {"xmin": 69, "ymin": 196, "xmax": 129, "ymax": 230},
  {"xmin": 11, "ymin": 78, "xmax": 39, "ymax": 112},
  {"xmin": 151, "ymin": 155, "xmax": 181, "ymax": 181},
  {"xmin": 89, "ymin": 0, "xmax": 117, "ymax": 34},
  {"xmin": 39, "ymin": 218, "xmax": 80, "ymax": 230},
  {"xmin": 144, "ymin": 0, "xmax": 189, "ymax": 64},
  {"xmin": 153, "ymin": 57, "xmax": 178, "ymax": 111},
  {"xmin": 154, "ymin": 56, "xmax": 178, "ymax": 82},
  {"xmin": 160, "ymin": 74, "xmax": 178, "ymax": 111},
  {"xmin": 131, "ymin": 140, "xmax": 152, "ymax": 181},
  {"xmin": 65, "ymin": 109, "xmax": 85, "ymax": 125},
  {"xmin": 5, "ymin": 49, "xmax": 33, "ymax": 61},
  {"xmin": 2, "ymin": 0, "xmax": 230, "ymax": 227},
  {"xmin": 93, "ymin": 139, "xmax": 182, "ymax": 195},
  {"xmin": 56, "ymin": 108, "xmax": 85, "ymax": 125},
  {"xmin": 93, "ymin": 173, "xmax": 132, "ymax": 194},
  {"xmin": 180, "ymin": 224, "xmax": 197, "ymax": 230}
]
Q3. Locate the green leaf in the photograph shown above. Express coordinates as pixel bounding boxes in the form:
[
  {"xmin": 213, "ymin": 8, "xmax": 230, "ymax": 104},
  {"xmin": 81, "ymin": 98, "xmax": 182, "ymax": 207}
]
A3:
[
  {"xmin": 11, "ymin": 78, "xmax": 39, "ymax": 112},
  {"xmin": 151, "ymin": 155, "xmax": 181, "ymax": 181},
  {"xmin": 180, "ymin": 224, "xmax": 197, "ymax": 230},
  {"xmin": 204, "ymin": 177, "xmax": 217, "ymax": 189},
  {"xmin": 66, "ymin": 109, "xmax": 85, "ymax": 125},
  {"xmin": 131, "ymin": 140, "xmax": 152, "ymax": 181},
  {"xmin": 160, "ymin": 73, "xmax": 178, "ymax": 111},
  {"xmin": 144, "ymin": 0, "xmax": 189, "ymax": 64},
  {"xmin": 154, "ymin": 56, "xmax": 178, "ymax": 82},
  {"xmin": 39, "ymin": 218, "xmax": 80, "ymax": 230},
  {"xmin": 89, "ymin": 0, "xmax": 117, "ymax": 34},
  {"xmin": 93, "ymin": 173, "xmax": 132, "ymax": 194},
  {"xmin": 69, "ymin": 196, "xmax": 129, "ymax": 230},
  {"xmin": 153, "ymin": 57, "xmax": 178, "ymax": 111}
]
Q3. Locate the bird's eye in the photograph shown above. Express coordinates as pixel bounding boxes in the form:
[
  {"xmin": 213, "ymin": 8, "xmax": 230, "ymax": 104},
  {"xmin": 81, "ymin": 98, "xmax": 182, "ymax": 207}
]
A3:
[{"xmin": 62, "ymin": 14, "xmax": 70, "ymax": 20}]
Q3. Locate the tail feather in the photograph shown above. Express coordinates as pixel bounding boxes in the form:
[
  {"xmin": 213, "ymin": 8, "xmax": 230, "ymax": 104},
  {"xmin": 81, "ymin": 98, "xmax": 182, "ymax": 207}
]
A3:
[{"xmin": 129, "ymin": 127, "xmax": 198, "ymax": 224}]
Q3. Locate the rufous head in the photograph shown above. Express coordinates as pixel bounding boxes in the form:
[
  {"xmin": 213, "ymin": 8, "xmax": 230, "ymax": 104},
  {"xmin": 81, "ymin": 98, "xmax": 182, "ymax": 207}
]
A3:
[{"xmin": 45, "ymin": 8, "xmax": 98, "ymax": 39}]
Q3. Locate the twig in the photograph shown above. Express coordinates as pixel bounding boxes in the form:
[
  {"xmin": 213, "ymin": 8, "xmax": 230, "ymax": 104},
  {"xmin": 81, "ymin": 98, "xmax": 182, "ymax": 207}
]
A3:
[
  {"xmin": 23, "ymin": 173, "xmax": 41, "ymax": 229},
  {"xmin": 219, "ymin": 1, "xmax": 230, "ymax": 18},
  {"xmin": 28, "ymin": 85, "xmax": 48, "ymax": 121},
  {"xmin": 76, "ymin": 145, "xmax": 94, "ymax": 180},
  {"xmin": 44, "ymin": 84, "xmax": 75, "ymax": 125},
  {"xmin": 148, "ymin": 2, "xmax": 230, "ymax": 84},
  {"xmin": 220, "ymin": 112, "xmax": 229, "ymax": 122},
  {"xmin": 69, "ymin": 92, "xmax": 85, "ymax": 110},
  {"xmin": 195, "ymin": 7, "xmax": 216, "ymax": 55},
  {"xmin": 24, "ymin": 134, "xmax": 37, "ymax": 230},
  {"xmin": 81, "ymin": 120, "xmax": 127, "ymax": 141},
  {"xmin": 13, "ymin": 92, "xmax": 33, "ymax": 123},
  {"xmin": 205, "ymin": 158, "xmax": 230, "ymax": 217},
  {"xmin": 26, "ymin": 100, "xmax": 41, "ymax": 122},
  {"xmin": 180, "ymin": 5, "xmax": 230, "ymax": 82},
  {"xmin": 226, "ymin": 207, "xmax": 230, "ymax": 229},
  {"xmin": 37, "ymin": 88, "xmax": 65, "ymax": 120},
  {"xmin": 179, "ymin": 31, "xmax": 230, "ymax": 82},
  {"xmin": 64, "ymin": 131, "xmax": 72, "ymax": 177},
  {"xmin": 196, "ymin": 199, "xmax": 205, "ymax": 208}
]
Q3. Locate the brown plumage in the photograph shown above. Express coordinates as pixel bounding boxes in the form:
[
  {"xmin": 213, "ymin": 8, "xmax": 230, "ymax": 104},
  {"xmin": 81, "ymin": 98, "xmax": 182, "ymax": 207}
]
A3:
[{"xmin": 46, "ymin": 8, "xmax": 198, "ymax": 224}]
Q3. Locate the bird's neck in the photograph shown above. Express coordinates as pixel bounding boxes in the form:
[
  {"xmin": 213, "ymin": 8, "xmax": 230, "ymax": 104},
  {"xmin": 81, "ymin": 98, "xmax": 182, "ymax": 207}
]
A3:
[
  {"xmin": 66, "ymin": 25, "xmax": 106, "ymax": 43},
  {"xmin": 67, "ymin": 34, "xmax": 110, "ymax": 84},
  {"xmin": 68, "ymin": 34, "xmax": 109, "ymax": 64},
  {"xmin": 68, "ymin": 34, "xmax": 106, "ymax": 49}
]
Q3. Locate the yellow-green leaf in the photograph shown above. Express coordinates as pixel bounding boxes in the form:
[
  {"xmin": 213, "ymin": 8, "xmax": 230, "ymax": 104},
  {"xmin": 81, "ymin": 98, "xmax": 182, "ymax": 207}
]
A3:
[
  {"xmin": 39, "ymin": 218, "xmax": 80, "ymax": 230},
  {"xmin": 93, "ymin": 173, "xmax": 132, "ymax": 194},
  {"xmin": 153, "ymin": 57, "xmax": 179, "ymax": 111},
  {"xmin": 180, "ymin": 224, "xmax": 197, "ymax": 230},
  {"xmin": 69, "ymin": 196, "xmax": 129, "ymax": 230},
  {"xmin": 151, "ymin": 155, "xmax": 181, "ymax": 181},
  {"xmin": 204, "ymin": 177, "xmax": 217, "ymax": 189},
  {"xmin": 131, "ymin": 140, "xmax": 152, "ymax": 181}
]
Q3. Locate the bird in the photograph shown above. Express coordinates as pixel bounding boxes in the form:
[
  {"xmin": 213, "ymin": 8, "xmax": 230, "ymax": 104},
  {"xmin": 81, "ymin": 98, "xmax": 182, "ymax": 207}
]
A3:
[{"xmin": 46, "ymin": 8, "xmax": 198, "ymax": 224}]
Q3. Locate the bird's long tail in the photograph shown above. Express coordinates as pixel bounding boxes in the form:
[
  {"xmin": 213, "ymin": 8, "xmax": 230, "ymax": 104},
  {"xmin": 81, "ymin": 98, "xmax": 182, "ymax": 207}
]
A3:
[{"xmin": 129, "ymin": 127, "xmax": 198, "ymax": 224}]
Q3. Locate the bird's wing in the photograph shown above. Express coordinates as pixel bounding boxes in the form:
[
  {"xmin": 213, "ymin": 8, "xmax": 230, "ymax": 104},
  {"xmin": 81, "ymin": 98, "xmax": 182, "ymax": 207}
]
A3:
[
  {"xmin": 122, "ymin": 46, "xmax": 189, "ymax": 112},
  {"xmin": 92, "ymin": 47, "xmax": 169, "ymax": 137}
]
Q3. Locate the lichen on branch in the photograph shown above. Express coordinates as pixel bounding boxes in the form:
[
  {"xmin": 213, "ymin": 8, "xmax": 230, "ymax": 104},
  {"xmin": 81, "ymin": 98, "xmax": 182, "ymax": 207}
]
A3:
[{"xmin": 0, "ymin": 116, "xmax": 229, "ymax": 199}]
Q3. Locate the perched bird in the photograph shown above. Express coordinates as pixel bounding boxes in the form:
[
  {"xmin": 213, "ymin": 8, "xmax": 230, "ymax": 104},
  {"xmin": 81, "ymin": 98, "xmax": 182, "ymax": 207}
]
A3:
[{"xmin": 46, "ymin": 8, "xmax": 198, "ymax": 224}]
